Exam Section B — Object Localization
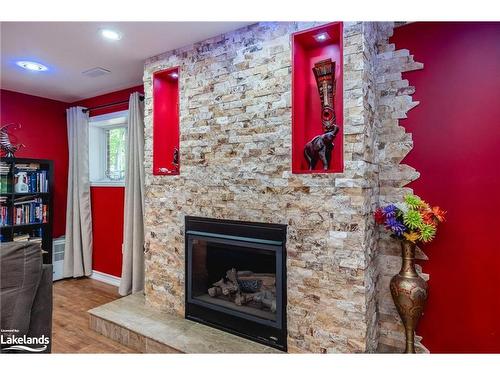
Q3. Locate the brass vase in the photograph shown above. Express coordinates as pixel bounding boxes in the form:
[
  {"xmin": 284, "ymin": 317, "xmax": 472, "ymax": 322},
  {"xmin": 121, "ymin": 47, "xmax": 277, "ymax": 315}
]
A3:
[{"xmin": 390, "ymin": 240, "xmax": 428, "ymax": 353}]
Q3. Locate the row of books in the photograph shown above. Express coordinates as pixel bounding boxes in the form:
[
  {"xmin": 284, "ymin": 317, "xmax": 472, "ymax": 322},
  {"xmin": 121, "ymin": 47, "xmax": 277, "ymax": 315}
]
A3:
[
  {"xmin": 0, "ymin": 196, "xmax": 8, "ymax": 226},
  {"xmin": 0, "ymin": 228, "xmax": 43, "ymax": 243},
  {"xmin": 0, "ymin": 162, "xmax": 11, "ymax": 193},
  {"xmin": 14, "ymin": 163, "xmax": 39, "ymax": 171},
  {"xmin": 13, "ymin": 197, "xmax": 48, "ymax": 225},
  {"xmin": 0, "ymin": 162, "xmax": 9, "ymax": 174},
  {"xmin": 13, "ymin": 230, "xmax": 43, "ymax": 243},
  {"xmin": 1, "ymin": 163, "xmax": 50, "ymax": 193},
  {"xmin": 0, "ymin": 175, "xmax": 12, "ymax": 193},
  {"xmin": 14, "ymin": 165, "xmax": 49, "ymax": 193}
]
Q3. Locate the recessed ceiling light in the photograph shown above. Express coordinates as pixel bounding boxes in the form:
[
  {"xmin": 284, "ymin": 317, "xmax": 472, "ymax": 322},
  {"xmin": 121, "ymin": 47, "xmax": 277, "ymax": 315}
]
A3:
[
  {"xmin": 16, "ymin": 61, "xmax": 48, "ymax": 71},
  {"xmin": 314, "ymin": 32, "xmax": 330, "ymax": 42},
  {"xmin": 100, "ymin": 29, "xmax": 122, "ymax": 41}
]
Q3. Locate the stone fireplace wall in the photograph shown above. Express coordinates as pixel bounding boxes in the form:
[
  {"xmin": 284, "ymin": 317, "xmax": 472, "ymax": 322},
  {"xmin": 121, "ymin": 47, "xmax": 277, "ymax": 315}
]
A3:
[{"xmin": 142, "ymin": 21, "xmax": 424, "ymax": 353}]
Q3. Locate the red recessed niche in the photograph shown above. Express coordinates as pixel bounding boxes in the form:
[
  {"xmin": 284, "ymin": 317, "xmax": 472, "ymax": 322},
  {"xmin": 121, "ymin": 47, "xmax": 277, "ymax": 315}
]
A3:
[
  {"xmin": 292, "ymin": 22, "xmax": 343, "ymax": 174},
  {"xmin": 153, "ymin": 67, "xmax": 180, "ymax": 175}
]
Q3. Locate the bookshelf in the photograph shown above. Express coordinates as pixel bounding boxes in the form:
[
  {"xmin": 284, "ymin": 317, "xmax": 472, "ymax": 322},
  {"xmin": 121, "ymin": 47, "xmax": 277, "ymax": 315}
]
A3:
[{"xmin": 0, "ymin": 157, "xmax": 54, "ymax": 264}]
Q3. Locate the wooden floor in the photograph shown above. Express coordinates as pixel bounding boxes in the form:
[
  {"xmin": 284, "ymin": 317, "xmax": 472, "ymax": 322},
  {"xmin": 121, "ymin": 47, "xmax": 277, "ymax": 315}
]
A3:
[{"xmin": 52, "ymin": 278, "xmax": 138, "ymax": 353}]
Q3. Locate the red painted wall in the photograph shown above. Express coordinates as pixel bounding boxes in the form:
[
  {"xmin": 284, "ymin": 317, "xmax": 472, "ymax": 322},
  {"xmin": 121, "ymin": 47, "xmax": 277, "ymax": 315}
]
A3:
[
  {"xmin": 73, "ymin": 85, "xmax": 143, "ymax": 277},
  {"xmin": 89, "ymin": 187, "xmax": 125, "ymax": 277},
  {"xmin": 73, "ymin": 86, "xmax": 143, "ymax": 118},
  {"xmin": 0, "ymin": 89, "xmax": 69, "ymax": 238},
  {"xmin": 391, "ymin": 22, "xmax": 500, "ymax": 353}
]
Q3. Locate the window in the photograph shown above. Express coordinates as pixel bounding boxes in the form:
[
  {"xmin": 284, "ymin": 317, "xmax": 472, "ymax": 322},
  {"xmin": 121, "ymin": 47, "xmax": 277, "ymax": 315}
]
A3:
[
  {"xmin": 105, "ymin": 127, "xmax": 126, "ymax": 181},
  {"xmin": 89, "ymin": 110, "xmax": 128, "ymax": 186}
]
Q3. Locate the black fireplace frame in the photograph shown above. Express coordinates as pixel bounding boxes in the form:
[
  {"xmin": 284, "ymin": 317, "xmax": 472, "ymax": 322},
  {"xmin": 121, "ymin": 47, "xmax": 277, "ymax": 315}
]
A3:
[{"xmin": 184, "ymin": 216, "xmax": 287, "ymax": 351}]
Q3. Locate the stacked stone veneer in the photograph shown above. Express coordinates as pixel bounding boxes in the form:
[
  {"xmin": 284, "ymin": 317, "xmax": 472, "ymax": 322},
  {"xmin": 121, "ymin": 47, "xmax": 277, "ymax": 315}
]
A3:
[
  {"xmin": 142, "ymin": 21, "xmax": 425, "ymax": 353},
  {"xmin": 373, "ymin": 28, "xmax": 427, "ymax": 353}
]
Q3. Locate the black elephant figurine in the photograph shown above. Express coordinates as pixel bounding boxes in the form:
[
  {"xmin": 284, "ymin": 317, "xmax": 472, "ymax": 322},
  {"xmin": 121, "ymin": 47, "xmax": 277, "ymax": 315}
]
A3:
[{"xmin": 303, "ymin": 126, "xmax": 339, "ymax": 171}]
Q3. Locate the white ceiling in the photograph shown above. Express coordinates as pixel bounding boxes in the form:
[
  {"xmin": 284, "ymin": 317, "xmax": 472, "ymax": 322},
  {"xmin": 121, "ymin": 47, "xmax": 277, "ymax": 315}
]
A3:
[{"xmin": 0, "ymin": 22, "xmax": 252, "ymax": 102}]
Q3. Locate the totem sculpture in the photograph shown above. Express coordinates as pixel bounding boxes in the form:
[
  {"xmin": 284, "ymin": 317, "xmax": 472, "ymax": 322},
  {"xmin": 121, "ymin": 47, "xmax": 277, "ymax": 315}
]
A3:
[
  {"xmin": 304, "ymin": 59, "xmax": 339, "ymax": 170},
  {"xmin": 0, "ymin": 123, "xmax": 25, "ymax": 157}
]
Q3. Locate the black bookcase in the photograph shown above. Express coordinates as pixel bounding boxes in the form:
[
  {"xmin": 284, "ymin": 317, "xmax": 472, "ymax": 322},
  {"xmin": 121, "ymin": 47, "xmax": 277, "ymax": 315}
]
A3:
[{"xmin": 0, "ymin": 157, "xmax": 54, "ymax": 264}]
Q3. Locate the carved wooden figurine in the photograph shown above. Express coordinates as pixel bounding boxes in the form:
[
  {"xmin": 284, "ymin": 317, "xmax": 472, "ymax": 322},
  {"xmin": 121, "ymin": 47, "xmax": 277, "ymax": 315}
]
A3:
[
  {"xmin": 303, "ymin": 58, "xmax": 339, "ymax": 171},
  {"xmin": 172, "ymin": 147, "xmax": 179, "ymax": 171},
  {"xmin": 313, "ymin": 59, "xmax": 336, "ymax": 133},
  {"xmin": 304, "ymin": 127, "xmax": 338, "ymax": 170}
]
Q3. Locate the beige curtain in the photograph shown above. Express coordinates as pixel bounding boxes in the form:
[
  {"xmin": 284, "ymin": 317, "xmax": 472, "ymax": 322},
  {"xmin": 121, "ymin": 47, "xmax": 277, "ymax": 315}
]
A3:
[
  {"xmin": 63, "ymin": 106, "xmax": 93, "ymax": 277},
  {"xmin": 119, "ymin": 93, "xmax": 145, "ymax": 296}
]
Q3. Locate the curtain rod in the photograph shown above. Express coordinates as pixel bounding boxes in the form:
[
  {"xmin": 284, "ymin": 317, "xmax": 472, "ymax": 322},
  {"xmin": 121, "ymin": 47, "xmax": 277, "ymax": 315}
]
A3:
[{"xmin": 81, "ymin": 94, "xmax": 144, "ymax": 113}]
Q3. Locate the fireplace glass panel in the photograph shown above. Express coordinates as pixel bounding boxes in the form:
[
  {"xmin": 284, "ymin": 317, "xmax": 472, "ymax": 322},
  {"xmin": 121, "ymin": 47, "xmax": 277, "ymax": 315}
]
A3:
[
  {"xmin": 185, "ymin": 216, "xmax": 286, "ymax": 351},
  {"xmin": 189, "ymin": 237, "xmax": 278, "ymax": 323}
]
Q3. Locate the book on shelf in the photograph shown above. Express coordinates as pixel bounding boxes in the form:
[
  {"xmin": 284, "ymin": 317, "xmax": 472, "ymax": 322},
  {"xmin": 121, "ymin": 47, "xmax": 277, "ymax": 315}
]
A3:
[
  {"xmin": 0, "ymin": 162, "xmax": 10, "ymax": 173},
  {"xmin": 13, "ymin": 196, "xmax": 48, "ymax": 225},
  {"xmin": 1, "ymin": 206, "xmax": 9, "ymax": 226},
  {"xmin": 14, "ymin": 163, "xmax": 49, "ymax": 193},
  {"xmin": 0, "ymin": 162, "xmax": 11, "ymax": 193},
  {"xmin": 13, "ymin": 233, "xmax": 30, "ymax": 242},
  {"xmin": 0, "ymin": 196, "xmax": 9, "ymax": 226},
  {"xmin": 13, "ymin": 228, "xmax": 43, "ymax": 243},
  {"xmin": 13, "ymin": 234, "xmax": 43, "ymax": 243}
]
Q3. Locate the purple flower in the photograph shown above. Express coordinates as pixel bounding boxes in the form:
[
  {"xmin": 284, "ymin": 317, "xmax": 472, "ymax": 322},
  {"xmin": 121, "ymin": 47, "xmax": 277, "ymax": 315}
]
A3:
[
  {"xmin": 383, "ymin": 204, "xmax": 398, "ymax": 217},
  {"xmin": 385, "ymin": 216, "xmax": 406, "ymax": 236}
]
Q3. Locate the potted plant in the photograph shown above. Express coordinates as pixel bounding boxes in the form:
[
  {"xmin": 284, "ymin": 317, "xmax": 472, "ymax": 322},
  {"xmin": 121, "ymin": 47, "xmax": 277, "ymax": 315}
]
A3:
[{"xmin": 374, "ymin": 194, "xmax": 445, "ymax": 353}]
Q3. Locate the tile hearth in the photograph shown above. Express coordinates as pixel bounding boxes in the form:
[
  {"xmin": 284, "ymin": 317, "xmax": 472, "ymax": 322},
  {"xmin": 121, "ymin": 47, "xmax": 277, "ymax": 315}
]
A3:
[{"xmin": 88, "ymin": 293, "xmax": 280, "ymax": 353}]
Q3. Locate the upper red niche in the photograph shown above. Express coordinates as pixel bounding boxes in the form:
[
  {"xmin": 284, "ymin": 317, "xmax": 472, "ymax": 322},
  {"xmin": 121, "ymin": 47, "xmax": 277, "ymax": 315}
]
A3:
[
  {"xmin": 292, "ymin": 22, "xmax": 343, "ymax": 174},
  {"xmin": 153, "ymin": 67, "xmax": 180, "ymax": 176}
]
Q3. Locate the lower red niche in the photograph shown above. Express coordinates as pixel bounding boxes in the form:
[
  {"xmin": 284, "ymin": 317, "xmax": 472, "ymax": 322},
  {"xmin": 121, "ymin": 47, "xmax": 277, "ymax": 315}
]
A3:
[
  {"xmin": 153, "ymin": 67, "xmax": 180, "ymax": 175},
  {"xmin": 292, "ymin": 22, "xmax": 343, "ymax": 174}
]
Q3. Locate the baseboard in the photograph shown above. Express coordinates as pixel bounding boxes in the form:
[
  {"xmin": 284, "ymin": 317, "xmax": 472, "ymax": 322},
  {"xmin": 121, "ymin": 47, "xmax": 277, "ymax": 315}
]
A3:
[{"xmin": 90, "ymin": 270, "xmax": 121, "ymax": 287}]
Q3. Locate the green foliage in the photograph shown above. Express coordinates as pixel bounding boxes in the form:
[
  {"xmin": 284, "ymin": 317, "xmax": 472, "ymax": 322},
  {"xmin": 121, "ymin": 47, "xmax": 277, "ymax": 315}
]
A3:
[
  {"xmin": 403, "ymin": 209, "xmax": 423, "ymax": 230},
  {"xmin": 106, "ymin": 127, "xmax": 126, "ymax": 180},
  {"xmin": 419, "ymin": 224, "xmax": 437, "ymax": 242},
  {"xmin": 404, "ymin": 194, "xmax": 424, "ymax": 210}
]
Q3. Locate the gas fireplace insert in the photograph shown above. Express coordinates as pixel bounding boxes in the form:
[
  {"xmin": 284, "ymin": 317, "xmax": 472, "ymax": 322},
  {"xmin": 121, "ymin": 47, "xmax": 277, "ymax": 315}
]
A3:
[{"xmin": 185, "ymin": 216, "xmax": 287, "ymax": 351}]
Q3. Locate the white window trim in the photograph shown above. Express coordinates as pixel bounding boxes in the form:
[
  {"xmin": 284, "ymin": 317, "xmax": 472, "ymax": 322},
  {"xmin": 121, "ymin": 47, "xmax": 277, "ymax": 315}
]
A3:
[
  {"xmin": 90, "ymin": 180, "xmax": 126, "ymax": 187},
  {"xmin": 89, "ymin": 110, "xmax": 128, "ymax": 187}
]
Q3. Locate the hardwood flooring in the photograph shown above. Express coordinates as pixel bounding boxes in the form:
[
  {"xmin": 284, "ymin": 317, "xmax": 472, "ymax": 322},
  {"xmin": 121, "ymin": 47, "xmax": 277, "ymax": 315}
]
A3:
[{"xmin": 52, "ymin": 278, "xmax": 138, "ymax": 353}]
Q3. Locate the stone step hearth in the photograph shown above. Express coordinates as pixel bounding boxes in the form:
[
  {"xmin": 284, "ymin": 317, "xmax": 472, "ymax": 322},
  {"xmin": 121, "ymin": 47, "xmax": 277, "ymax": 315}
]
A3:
[{"xmin": 88, "ymin": 293, "xmax": 281, "ymax": 354}]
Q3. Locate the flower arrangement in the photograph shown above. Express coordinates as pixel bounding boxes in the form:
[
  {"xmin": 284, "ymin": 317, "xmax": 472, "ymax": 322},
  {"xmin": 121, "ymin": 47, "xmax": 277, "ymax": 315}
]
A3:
[{"xmin": 374, "ymin": 194, "xmax": 445, "ymax": 243}]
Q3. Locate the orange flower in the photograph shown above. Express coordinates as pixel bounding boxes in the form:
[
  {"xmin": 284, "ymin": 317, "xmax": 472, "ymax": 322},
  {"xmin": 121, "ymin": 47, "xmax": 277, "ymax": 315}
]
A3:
[
  {"xmin": 420, "ymin": 200, "xmax": 430, "ymax": 211},
  {"xmin": 432, "ymin": 206, "xmax": 446, "ymax": 222},
  {"xmin": 404, "ymin": 232, "xmax": 419, "ymax": 243},
  {"xmin": 422, "ymin": 211, "xmax": 435, "ymax": 225}
]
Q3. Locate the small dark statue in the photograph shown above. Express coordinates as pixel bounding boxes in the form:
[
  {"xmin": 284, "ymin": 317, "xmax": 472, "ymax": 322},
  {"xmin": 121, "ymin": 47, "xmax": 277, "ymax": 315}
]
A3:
[
  {"xmin": 0, "ymin": 123, "xmax": 24, "ymax": 157},
  {"xmin": 303, "ymin": 58, "xmax": 340, "ymax": 171},
  {"xmin": 304, "ymin": 127, "xmax": 339, "ymax": 170},
  {"xmin": 172, "ymin": 147, "xmax": 179, "ymax": 172}
]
